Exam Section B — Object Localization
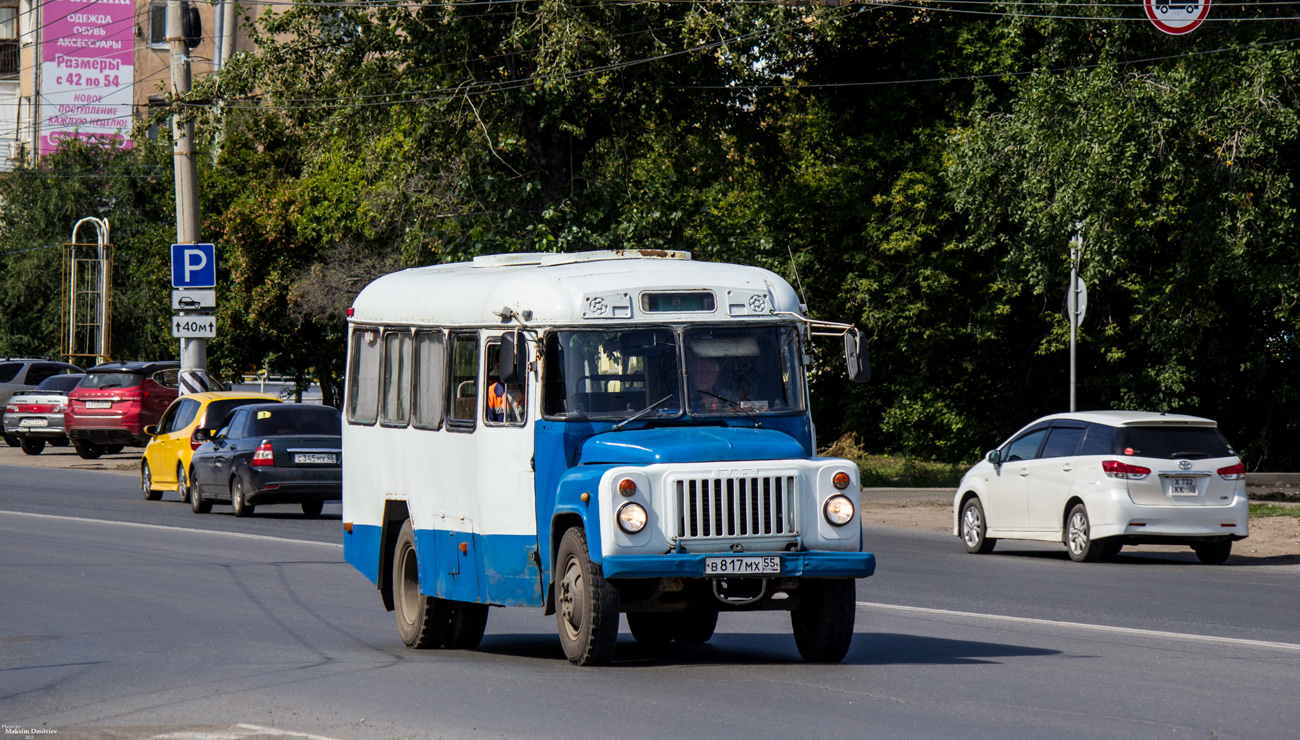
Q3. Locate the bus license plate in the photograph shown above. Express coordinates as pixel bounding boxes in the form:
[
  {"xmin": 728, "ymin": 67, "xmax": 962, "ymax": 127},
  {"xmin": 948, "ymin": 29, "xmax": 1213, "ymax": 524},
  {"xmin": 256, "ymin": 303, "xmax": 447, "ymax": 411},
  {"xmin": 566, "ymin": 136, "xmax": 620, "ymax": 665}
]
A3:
[
  {"xmin": 19, "ymin": 418, "xmax": 47, "ymax": 427},
  {"xmin": 85, "ymin": 400, "xmax": 111, "ymax": 409},
  {"xmin": 703, "ymin": 556, "xmax": 780, "ymax": 576},
  {"xmin": 1167, "ymin": 477, "xmax": 1198, "ymax": 496},
  {"xmin": 294, "ymin": 453, "xmax": 337, "ymax": 465}
]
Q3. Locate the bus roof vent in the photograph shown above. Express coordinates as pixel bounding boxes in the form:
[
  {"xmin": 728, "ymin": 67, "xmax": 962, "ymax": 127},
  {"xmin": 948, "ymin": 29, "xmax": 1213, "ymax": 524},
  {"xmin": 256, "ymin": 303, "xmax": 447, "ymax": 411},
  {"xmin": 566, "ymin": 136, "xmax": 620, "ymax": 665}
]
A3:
[{"xmin": 472, "ymin": 250, "xmax": 691, "ymax": 268}]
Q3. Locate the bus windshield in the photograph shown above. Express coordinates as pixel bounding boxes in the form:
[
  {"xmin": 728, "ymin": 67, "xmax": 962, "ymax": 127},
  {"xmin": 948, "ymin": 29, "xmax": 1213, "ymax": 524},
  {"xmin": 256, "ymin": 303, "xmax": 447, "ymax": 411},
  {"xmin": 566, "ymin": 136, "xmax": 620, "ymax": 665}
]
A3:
[
  {"xmin": 544, "ymin": 329, "xmax": 681, "ymax": 420},
  {"xmin": 543, "ymin": 325, "xmax": 805, "ymax": 420},
  {"xmin": 684, "ymin": 326, "xmax": 804, "ymax": 416}
]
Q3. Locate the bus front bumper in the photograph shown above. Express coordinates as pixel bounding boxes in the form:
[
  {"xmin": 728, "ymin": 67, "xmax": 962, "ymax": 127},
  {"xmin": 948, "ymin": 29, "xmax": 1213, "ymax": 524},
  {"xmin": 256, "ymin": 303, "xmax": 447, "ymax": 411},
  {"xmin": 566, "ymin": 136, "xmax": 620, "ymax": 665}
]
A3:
[{"xmin": 600, "ymin": 551, "xmax": 875, "ymax": 580}]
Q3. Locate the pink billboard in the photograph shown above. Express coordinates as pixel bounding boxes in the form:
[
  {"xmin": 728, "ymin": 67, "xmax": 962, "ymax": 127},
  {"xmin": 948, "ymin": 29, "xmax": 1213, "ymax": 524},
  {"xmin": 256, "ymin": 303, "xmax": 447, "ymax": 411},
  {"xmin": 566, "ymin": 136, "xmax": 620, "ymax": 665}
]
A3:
[{"xmin": 40, "ymin": 0, "xmax": 135, "ymax": 155}]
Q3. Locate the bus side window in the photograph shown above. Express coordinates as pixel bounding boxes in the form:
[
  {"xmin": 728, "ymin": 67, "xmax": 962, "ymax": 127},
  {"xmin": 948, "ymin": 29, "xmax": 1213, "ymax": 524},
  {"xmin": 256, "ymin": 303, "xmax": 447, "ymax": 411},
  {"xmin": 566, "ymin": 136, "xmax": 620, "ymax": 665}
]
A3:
[
  {"xmin": 412, "ymin": 330, "xmax": 445, "ymax": 430},
  {"xmin": 380, "ymin": 330, "xmax": 412, "ymax": 427},
  {"xmin": 447, "ymin": 332, "xmax": 479, "ymax": 429},
  {"xmin": 347, "ymin": 328, "xmax": 381, "ymax": 425},
  {"xmin": 484, "ymin": 339, "xmax": 526, "ymax": 426}
]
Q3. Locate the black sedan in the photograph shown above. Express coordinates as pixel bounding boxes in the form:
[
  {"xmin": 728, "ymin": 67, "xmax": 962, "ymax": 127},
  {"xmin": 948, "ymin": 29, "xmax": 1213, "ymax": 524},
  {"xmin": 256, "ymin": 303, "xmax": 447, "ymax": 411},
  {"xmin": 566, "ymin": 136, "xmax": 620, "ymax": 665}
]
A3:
[{"xmin": 188, "ymin": 403, "xmax": 341, "ymax": 517}]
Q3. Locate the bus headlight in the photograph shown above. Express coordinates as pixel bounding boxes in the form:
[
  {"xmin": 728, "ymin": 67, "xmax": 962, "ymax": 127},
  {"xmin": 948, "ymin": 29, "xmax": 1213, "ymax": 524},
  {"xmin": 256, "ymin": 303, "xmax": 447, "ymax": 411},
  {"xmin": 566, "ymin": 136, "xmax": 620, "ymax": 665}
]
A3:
[
  {"xmin": 616, "ymin": 502, "xmax": 648, "ymax": 534},
  {"xmin": 823, "ymin": 495, "xmax": 855, "ymax": 526}
]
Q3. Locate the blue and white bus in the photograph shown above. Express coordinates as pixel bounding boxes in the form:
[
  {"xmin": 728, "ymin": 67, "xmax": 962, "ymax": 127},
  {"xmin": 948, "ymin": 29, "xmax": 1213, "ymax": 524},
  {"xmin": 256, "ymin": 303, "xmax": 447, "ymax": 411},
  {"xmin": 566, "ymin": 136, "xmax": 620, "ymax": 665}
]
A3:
[{"xmin": 342, "ymin": 250, "xmax": 874, "ymax": 665}]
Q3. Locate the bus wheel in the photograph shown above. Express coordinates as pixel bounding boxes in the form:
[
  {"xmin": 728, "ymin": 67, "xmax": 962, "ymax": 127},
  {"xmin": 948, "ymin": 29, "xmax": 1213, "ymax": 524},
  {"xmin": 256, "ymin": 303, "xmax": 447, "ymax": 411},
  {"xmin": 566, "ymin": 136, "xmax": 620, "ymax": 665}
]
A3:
[
  {"xmin": 674, "ymin": 611, "xmax": 719, "ymax": 644},
  {"xmin": 393, "ymin": 520, "xmax": 452, "ymax": 649},
  {"xmin": 791, "ymin": 579, "xmax": 856, "ymax": 663},
  {"xmin": 626, "ymin": 613, "xmax": 677, "ymax": 646},
  {"xmin": 446, "ymin": 602, "xmax": 489, "ymax": 649},
  {"xmin": 555, "ymin": 527, "xmax": 619, "ymax": 666}
]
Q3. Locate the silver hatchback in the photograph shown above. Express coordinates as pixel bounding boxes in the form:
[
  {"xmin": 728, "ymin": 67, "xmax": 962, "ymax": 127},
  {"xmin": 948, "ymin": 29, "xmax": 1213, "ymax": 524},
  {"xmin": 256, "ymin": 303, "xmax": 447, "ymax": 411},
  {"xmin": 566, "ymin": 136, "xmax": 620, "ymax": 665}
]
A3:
[{"xmin": 3, "ymin": 374, "xmax": 86, "ymax": 454}]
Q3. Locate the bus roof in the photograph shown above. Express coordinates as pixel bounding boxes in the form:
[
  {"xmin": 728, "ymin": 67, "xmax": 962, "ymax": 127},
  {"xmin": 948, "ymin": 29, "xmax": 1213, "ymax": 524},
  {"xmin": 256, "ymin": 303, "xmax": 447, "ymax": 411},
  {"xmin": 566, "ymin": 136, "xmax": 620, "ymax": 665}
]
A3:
[{"xmin": 350, "ymin": 251, "xmax": 804, "ymax": 327}]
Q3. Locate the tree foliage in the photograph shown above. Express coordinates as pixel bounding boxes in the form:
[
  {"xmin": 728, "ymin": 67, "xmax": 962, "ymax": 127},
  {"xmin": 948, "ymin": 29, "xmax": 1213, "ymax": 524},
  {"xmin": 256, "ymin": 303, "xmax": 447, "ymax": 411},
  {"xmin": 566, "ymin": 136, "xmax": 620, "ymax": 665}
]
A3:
[{"xmin": 3, "ymin": 3, "xmax": 1300, "ymax": 467}]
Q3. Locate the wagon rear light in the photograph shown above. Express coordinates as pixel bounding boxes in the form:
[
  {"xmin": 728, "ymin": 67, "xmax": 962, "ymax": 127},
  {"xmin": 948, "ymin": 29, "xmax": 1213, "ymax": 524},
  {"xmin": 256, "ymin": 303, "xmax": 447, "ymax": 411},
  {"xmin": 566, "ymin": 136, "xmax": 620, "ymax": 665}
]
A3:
[
  {"xmin": 1217, "ymin": 462, "xmax": 1246, "ymax": 480},
  {"xmin": 251, "ymin": 440, "xmax": 275, "ymax": 467},
  {"xmin": 1102, "ymin": 460, "xmax": 1151, "ymax": 480},
  {"xmin": 4, "ymin": 405, "xmax": 16, "ymax": 413}
]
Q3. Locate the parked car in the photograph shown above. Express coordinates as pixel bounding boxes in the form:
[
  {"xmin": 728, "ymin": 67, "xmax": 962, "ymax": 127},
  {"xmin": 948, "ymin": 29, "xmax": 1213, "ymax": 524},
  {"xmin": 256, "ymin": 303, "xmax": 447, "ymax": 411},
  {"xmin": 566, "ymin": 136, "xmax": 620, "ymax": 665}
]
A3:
[
  {"xmin": 64, "ymin": 361, "xmax": 180, "ymax": 459},
  {"xmin": 140, "ymin": 391, "xmax": 282, "ymax": 502},
  {"xmin": 0, "ymin": 358, "xmax": 84, "ymax": 446},
  {"xmin": 953, "ymin": 411, "xmax": 1248, "ymax": 564},
  {"xmin": 189, "ymin": 403, "xmax": 341, "ymax": 517},
  {"xmin": 3, "ymin": 374, "xmax": 86, "ymax": 454}
]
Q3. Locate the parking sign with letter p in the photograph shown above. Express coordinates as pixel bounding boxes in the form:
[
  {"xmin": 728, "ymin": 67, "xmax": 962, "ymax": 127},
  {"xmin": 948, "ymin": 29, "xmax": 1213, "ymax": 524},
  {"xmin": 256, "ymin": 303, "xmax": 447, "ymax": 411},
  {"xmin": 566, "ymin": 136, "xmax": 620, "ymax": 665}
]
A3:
[{"xmin": 171, "ymin": 243, "xmax": 216, "ymax": 288}]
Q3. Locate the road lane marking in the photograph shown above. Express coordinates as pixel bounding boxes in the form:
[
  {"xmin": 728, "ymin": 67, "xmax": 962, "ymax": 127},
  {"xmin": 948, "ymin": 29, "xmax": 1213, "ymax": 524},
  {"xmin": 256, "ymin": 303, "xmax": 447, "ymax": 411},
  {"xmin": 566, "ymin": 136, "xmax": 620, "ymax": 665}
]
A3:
[
  {"xmin": 857, "ymin": 600, "xmax": 1300, "ymax": 653},
  {"xmin": 0, "ymin": 509, "xmax": 343, "ymax": 548}
]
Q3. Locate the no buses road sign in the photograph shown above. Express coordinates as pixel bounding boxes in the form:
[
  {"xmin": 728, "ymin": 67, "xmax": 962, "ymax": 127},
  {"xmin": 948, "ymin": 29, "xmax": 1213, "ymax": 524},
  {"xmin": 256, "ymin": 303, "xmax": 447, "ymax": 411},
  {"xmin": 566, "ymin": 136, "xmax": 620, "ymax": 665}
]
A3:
[
  {"xmin": 171, "ymin": 243, "xmax": 216, "ymax": 288},
  {"xmin": 1144, "ymin": 0, "xmax": 1210, "ymax": 35}
]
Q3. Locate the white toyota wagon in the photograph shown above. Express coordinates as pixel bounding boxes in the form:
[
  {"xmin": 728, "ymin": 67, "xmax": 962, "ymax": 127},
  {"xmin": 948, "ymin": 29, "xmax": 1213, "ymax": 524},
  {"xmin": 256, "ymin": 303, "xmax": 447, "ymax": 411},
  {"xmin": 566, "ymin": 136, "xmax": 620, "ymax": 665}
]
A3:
[{"xmin": 953, "ymin": 411, "xmax": 1248, "ymax": 564}]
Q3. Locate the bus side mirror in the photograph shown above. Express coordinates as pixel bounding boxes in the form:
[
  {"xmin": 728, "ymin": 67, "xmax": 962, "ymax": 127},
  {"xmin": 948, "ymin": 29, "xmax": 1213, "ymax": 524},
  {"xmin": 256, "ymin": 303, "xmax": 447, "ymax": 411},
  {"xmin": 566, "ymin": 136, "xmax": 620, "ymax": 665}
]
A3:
[
  {"xmin": 844, "ymin": 328, "xmax": 871, "ymax": 383},
  {"xmin": 498, "ymin": 333, "xmax": 528, "ymax": 385}
]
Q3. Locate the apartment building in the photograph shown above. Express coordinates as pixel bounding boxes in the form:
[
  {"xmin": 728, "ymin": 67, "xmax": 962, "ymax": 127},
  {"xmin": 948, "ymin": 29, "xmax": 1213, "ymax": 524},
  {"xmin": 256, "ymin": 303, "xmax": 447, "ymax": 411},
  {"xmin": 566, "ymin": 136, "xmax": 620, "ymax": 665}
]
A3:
[{"xmin": 1, "ymin": 0, "xmax": 256, "ymax": 171}]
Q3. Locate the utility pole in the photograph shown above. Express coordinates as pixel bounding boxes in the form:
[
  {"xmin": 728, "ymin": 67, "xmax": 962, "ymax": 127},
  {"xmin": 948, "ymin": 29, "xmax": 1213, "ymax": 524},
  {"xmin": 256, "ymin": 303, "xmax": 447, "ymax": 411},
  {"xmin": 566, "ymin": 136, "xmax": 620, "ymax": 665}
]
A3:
[
  {"xmin": 168, "ymin": 0, "xmax": 207, "ymax": 392},
  {"xmin": 29, "ymin": 0, "xmax": 40, "ymax": 163},
  {"xmin": 1068, "ymin": 224, "xmax": 1084, "ymax": 413}
]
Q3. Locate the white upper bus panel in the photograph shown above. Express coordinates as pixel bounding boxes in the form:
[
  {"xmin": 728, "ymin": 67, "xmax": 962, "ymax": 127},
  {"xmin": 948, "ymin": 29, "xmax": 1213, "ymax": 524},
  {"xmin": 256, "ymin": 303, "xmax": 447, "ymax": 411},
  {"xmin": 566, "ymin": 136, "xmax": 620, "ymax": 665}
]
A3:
[{"xmin": 351, "ymin": 252, "xmax": 804, "ymax": 327}]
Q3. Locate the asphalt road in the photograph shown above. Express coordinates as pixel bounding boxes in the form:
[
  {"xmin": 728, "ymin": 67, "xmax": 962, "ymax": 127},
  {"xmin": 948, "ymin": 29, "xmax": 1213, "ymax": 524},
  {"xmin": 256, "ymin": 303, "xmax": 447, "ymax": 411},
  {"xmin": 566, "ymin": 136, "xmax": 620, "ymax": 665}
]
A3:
[{"xmin": 3, "ymin": 464, "xmax": 1300, "ymax": 740}]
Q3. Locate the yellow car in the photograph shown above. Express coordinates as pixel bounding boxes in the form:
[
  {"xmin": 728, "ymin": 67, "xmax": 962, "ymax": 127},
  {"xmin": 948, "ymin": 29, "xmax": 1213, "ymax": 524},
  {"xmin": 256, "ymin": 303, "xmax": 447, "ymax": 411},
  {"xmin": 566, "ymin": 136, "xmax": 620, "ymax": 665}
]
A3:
[{"xmin": 140, "ymin": 391, "xmax": 280, "ymax": 502}]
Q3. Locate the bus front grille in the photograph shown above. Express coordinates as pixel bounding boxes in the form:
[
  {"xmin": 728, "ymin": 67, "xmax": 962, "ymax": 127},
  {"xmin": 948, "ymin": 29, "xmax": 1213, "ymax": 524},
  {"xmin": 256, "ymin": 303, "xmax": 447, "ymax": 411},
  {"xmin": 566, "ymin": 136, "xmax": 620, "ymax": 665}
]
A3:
[{"xmin": 673, "ymin": 475, "xmax": 798, "ymax": 540}]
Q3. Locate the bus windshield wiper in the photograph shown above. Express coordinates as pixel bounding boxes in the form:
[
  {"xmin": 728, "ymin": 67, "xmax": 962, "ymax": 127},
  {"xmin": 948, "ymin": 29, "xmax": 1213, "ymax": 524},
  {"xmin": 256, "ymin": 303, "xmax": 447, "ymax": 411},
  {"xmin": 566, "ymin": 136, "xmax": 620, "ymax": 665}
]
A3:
[
  {"xmin": 696, "ymin": 389, "xmax": 761, "ymax": 427},
  {"xmin": 612, "ymin": 394, "xmax": 676, "ymax": 431}
]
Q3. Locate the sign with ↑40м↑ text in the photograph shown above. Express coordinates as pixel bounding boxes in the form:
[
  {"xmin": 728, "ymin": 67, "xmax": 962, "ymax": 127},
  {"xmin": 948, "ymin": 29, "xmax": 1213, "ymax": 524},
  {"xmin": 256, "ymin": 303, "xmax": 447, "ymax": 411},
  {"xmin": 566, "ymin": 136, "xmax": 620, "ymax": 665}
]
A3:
[
  {"xmin": 40, "ymin": 0, "xmax": 135, "ymax": 155},
  {"xmin": 172, "ymin": 315, "xmax": 217, "ymax": 339}
]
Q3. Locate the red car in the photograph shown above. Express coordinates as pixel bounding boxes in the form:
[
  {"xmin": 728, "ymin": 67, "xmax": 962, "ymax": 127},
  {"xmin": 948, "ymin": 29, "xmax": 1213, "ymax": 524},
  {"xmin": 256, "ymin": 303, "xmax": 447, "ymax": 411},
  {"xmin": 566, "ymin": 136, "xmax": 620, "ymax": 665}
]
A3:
[{"xmin": 65, "ymin": 361, "xmax": 180, "ymax": 459}]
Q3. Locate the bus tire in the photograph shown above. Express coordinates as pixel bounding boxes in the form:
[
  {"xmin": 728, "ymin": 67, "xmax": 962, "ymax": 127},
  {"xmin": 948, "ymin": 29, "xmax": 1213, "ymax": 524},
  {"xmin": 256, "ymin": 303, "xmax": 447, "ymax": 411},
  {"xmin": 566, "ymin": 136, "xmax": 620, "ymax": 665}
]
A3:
[
  {"xmin": 394, "ymin": 520, "xmax": 453, "ymax": 649},
  {"xmin": 446, "ymin": 602, "xmax": 489, "ymax": 650},
  {"xmin": 626, "ymin": 613, "xmax": 677, "ymax": 646},
  {"xmin": 791, "ymin": 579, "xmax": 856, "ymax": 663},
  {"xmin": 674, "ymin": 610, "xmax": 719, "ymax": 644},
  {"xmin": 555, "ymin": 527, "xmax": 619, "ymax": 666}
]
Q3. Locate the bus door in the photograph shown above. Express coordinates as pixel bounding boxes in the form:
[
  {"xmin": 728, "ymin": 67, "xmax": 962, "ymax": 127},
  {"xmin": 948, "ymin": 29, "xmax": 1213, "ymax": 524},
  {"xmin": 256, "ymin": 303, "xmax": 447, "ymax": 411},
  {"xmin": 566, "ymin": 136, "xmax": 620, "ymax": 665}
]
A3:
[
  {"xmin": 475, "ymin": 334, "xmax": 541, "ymax": 607},
  {"xmin": 433, "ymin": 331, "xmax": 483, "ymax": 603}
]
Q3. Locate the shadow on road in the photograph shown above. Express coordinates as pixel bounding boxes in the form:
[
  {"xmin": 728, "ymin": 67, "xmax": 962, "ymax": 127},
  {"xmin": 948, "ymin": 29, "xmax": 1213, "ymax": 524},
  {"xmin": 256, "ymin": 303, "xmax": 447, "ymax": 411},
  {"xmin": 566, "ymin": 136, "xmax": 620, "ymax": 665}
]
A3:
[
  {"xmin": 474, "ymin": 631, "xmax": 1060, "ymax": 667},
  {"xmin": 976, "ymin": 547, "xmax": 1300, "ymax": 568}
]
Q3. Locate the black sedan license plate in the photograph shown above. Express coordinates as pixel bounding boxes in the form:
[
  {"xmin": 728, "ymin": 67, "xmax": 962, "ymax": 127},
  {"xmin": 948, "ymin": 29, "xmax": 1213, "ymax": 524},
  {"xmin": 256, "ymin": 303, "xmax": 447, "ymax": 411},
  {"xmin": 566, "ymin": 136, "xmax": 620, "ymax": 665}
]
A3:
[
  {"xmin": 703, "ymin": 556, "xmax": 781, "ymax": 576},
  {"xmin": 294, "ymin": 453, "xmax": 337, "ymax": 465}
]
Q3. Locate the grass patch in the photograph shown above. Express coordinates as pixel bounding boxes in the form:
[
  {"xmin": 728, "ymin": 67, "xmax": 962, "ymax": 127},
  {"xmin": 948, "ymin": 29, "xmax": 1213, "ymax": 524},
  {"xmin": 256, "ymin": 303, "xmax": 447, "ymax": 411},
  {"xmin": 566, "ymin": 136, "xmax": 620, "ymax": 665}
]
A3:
[
  {"xmin": 1249, "ymin": 503, "xmax": 1300, "ymax": 519},
  {"xmin": 821, "ymin": 434, "xmax": 968, "ymax": 488}
]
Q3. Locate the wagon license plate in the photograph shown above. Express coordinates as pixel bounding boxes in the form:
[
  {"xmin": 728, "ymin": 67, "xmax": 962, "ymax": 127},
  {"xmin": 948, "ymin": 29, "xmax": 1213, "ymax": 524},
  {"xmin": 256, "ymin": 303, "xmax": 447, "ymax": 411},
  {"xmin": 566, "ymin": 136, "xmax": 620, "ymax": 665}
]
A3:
[
  {"xmin": 84, "ymin": 400, "xmax": 111, "ymax": 409},
  {"xmin": 18, "ymin": 418, "xmax": 47, "ymax": 427},
  {"xmin": 1167, "ymin": 477, "xmax": 1198, "ymax": 496},
  {"xmin": 294, "ymin": 453, "xmax": 337, "ymax": 465},
  {"xmin": 703, "ymin": 556, "xmax": 781, "ymax": 576}
]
